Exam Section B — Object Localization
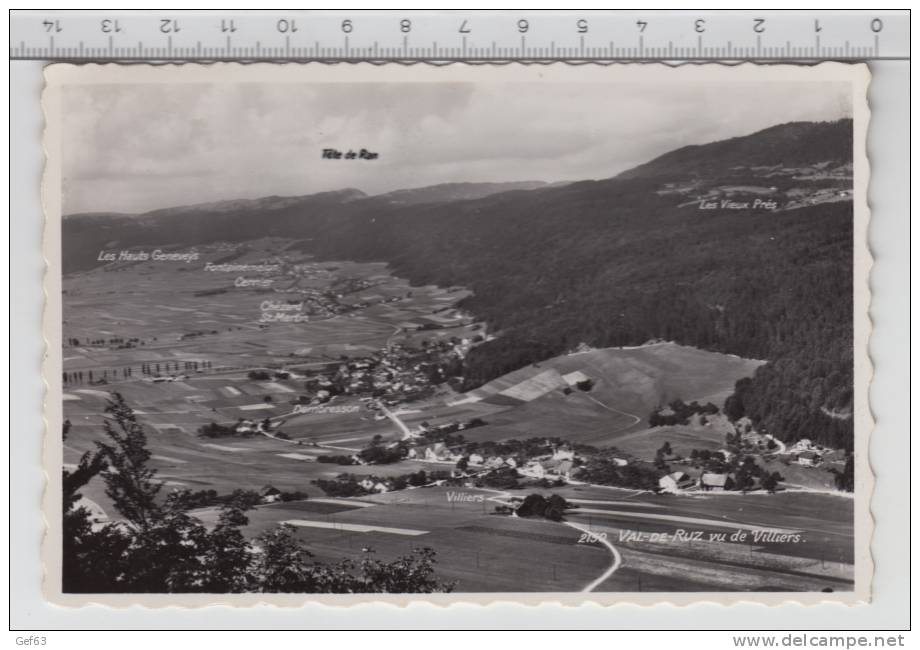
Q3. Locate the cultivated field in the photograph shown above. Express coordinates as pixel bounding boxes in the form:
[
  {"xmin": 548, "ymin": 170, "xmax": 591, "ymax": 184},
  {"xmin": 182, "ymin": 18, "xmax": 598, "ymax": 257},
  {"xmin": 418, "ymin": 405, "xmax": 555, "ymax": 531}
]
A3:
[
  {"xmin": 186, "ymin": 484, "xmax": 853, "ymax": 593},
  {"xmin": 61, "ymin": 239, "xmax": 851, "ymax": 593},
  {"xmin": 447, "ymin": 343, "xmax": 764, "ymax": 449},
  {"xmin": 63, "ymin": 238, "xmax": 477, "ymax": 377}
]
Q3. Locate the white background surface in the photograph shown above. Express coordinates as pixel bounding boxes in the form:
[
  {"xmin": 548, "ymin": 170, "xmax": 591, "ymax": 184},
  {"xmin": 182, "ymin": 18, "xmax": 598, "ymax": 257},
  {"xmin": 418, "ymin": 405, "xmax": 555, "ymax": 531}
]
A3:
[{"xmin": 8, "ymin": 56, "xmax": 910, "ymax": 630}]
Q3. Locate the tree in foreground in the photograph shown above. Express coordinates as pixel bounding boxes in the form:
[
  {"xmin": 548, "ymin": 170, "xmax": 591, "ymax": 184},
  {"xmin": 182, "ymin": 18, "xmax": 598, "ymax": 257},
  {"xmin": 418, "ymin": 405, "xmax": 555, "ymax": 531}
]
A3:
[{"xmin": 62, "ymin": 392, "xmax": 454, "ymax": 594}]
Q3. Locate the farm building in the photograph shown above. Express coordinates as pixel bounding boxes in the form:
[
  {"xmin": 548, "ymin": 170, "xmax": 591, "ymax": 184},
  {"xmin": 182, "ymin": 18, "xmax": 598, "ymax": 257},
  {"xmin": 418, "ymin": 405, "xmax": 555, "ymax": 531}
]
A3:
[
  {"xmin": 659, "ymin": 471, "xmax": 695, "ymax": 494},
  {"xmin": 700, "ymin": 473, "xmax": 728, "ymax": 491},
  {"xmin": 259, "ymin": 485, "xmax": 282, "ymax": 503},
  {"xmin": 796, "ymin": 451, "xmax": 821, "ymax": 466},
  {"xmin": 561, "ymin": 370, "xmax": 591, "ymax": 386},
  {"xmin": 541, "ymin": 458, "xmax": 574, "ymax": 479}
]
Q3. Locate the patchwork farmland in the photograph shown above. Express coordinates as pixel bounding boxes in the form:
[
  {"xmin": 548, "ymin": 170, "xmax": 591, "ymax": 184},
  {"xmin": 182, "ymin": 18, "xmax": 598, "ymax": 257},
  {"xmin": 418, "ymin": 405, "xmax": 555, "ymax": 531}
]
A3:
[{"xmin": 61, "ymin": 240, "xmax": 853, "ymax": 593}]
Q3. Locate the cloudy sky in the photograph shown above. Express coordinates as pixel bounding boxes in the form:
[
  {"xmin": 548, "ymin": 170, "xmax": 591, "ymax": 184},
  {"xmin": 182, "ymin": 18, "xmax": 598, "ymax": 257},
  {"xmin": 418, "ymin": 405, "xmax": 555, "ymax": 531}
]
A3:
[{"xmin": 61, "ymin": 80, "xmax": 850, "ymax": 214}]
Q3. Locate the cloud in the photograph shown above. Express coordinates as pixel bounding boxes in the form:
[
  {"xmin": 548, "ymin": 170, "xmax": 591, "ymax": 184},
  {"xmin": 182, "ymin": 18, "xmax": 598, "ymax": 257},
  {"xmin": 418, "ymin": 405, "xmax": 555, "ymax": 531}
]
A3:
[{"xmin": 61, "ymin": 79, "xmax": 851, "ymax": 214}]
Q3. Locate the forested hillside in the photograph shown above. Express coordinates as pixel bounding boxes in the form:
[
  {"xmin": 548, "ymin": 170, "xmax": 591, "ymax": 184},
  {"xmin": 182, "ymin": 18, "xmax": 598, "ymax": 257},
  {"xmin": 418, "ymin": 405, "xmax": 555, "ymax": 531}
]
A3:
[
  {"xmin": 62, "ymin": 119, "xmax": 855, "ymax": 448},
  {"xmin": 618, "ymin": 120, "xmax": 854, "ymax": 180}
]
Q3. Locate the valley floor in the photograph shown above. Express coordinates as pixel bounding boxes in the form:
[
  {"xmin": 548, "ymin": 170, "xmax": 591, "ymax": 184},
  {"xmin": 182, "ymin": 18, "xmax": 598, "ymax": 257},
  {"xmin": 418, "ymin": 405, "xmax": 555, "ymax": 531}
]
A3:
[{"xmin": 61, "ymin": 249, "xmax": 853, "ymax": 593}]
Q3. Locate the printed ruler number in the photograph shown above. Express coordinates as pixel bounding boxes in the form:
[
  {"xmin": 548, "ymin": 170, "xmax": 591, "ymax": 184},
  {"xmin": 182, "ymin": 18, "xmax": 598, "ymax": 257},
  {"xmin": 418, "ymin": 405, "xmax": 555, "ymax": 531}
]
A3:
[
  {"xmin": 276, "ymin": 19, "xmax": 297, "ymax": 33},
  {"xmin": 400, "ymin": 19, "xmax": 411, "ymax": 33},
  {"xmin": 341, "ymin": 19, "xmax": 353, "ymax": 34},
  {"xmin": 159, "ymin": 19, "xmax": 180, "ymax": 34},
  {"xmin": 101, "ymin": 18, "xmax": 122, "ymax": 34},
  {"xmin": 517, "ymin": 19, "xmax": 529, "ymax": 34}
]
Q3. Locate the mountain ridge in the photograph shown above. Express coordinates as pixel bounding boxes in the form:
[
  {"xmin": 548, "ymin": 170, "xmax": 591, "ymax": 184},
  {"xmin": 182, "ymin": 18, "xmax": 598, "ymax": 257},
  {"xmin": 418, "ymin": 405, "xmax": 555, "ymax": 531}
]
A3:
[
  {"xmin": 63, "ymin": 119, "xmax": 852, "ymax": 224},
  {"xmin": 617, "ymin": 119, "xmax": 852, "ymax": 180}
]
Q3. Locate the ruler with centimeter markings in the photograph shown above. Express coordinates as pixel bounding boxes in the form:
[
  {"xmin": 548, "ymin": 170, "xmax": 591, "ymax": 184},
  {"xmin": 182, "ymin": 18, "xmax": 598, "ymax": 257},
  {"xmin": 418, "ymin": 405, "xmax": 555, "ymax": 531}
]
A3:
[{"xmin": 10, "ymin": 11, "xmax": 910, "ymax": 62}]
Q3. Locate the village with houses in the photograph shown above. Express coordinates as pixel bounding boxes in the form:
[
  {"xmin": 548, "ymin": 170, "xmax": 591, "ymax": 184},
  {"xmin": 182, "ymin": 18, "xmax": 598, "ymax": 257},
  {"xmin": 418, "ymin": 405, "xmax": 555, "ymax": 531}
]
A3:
[
  {"xmin": 66, "ymin": 239, "xmax": 849, "ymax": 511},
  {"xmin": 299, "ymin": 401, "xmax": 848, "ymax": 501},
  {"xmin": 659, "ymin": 159, "xmax": 854, "ymax": 212},
  {"xmin": 286, "ymin": 333, "xmax": 473, "ymax": 408},
  {"xmin": 170, "ymin": 322, "xmax": 854, "ymax": 505},
  {"xmin": 267, "ymin": 260, "xmax": 403, "ymax": 320}
]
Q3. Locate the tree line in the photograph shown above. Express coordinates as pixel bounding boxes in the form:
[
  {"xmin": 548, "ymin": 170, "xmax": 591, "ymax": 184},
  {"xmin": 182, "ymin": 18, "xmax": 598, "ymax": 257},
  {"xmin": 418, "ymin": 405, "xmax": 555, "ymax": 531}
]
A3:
[{"xmin": 63, "ymin": 393, "xmax": 455, "ymax": 593}]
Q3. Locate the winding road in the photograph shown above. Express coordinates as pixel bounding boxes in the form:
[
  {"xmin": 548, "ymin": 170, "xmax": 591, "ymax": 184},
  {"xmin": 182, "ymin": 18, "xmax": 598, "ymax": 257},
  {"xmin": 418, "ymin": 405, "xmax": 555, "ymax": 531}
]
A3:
[
  {"xmin": 583, "ymin": 393, "xmax": 643, "ymax": 429},
  {"xmin": 583, "ymin": 362, "xmax": 644, "ymax": 432},
  {"xmin": 563, "ymin": 521, "xmax": 623, "ymax": 592},
  {"xmin": 476, "ymin": 487, "xmax": 625, "ymax": 593},
  {"xmin": 764, "ymin": 434, "xmax": 787, "ymax": 455}
]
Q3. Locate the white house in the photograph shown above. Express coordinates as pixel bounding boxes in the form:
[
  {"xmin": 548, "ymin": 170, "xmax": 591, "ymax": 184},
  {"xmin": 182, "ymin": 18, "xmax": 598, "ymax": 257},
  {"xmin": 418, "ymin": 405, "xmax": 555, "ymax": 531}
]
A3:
[
  {"xmin": 789, "ymin": 438, "xmax": 815, "ymax": 453},
  {"xmin": 520, "ymin": 461, "xmax": 546, "ymax": 479},
  {"xmin": 542, "ymin": 459, "xmax": 574, "ymax": 479},
  {"xmin": 468, "ymin": 453, "xmax": 484, "ymax": 466},
  {"xmin": 552, "ymin": 447, "xmax": 575, "ymax": 461},
  {"xmin": 423, "ymin": 443, "xmax": 454, "ymax": 462}
]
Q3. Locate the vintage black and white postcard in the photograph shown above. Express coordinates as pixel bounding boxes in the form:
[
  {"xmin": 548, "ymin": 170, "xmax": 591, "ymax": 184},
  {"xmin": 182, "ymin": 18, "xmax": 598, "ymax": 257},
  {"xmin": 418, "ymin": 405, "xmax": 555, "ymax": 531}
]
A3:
[{"xmin": 42, "ymin": 62, "xmax": 871, "ymax": 606}]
